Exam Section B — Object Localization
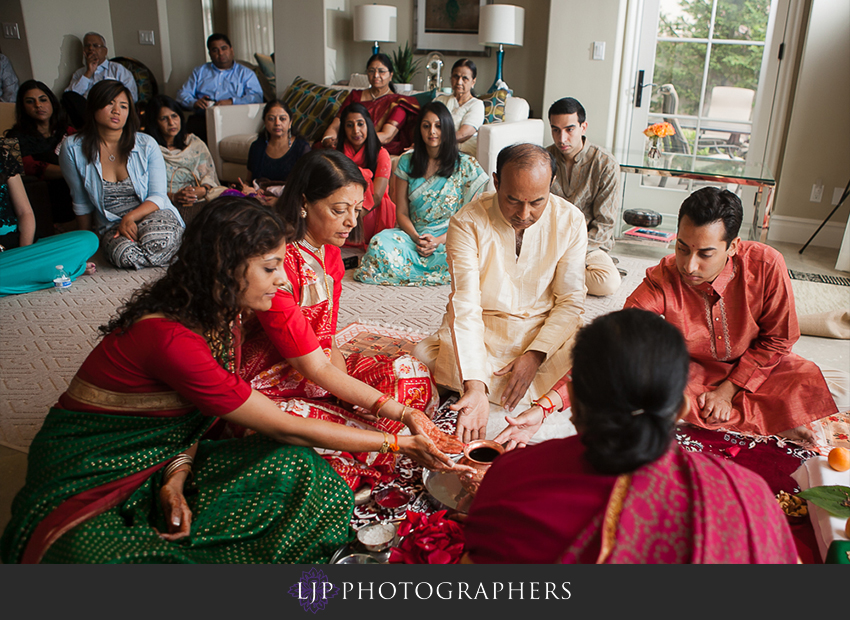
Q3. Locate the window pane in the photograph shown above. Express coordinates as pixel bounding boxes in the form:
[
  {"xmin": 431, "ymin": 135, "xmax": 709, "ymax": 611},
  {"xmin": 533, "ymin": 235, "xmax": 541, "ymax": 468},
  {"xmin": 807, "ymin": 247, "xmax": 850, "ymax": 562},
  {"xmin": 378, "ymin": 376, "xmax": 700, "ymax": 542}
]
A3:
[
  {"xmin": 713, "ymin": 0, "xmax": 771, "ymax": 42},
  {"xmin": 650, "ymin": 41, "xmax": 708, "ymax": 116},
  {"xmin": 658, "ymin": 0, "xmax": 711, "ymax": 38}
]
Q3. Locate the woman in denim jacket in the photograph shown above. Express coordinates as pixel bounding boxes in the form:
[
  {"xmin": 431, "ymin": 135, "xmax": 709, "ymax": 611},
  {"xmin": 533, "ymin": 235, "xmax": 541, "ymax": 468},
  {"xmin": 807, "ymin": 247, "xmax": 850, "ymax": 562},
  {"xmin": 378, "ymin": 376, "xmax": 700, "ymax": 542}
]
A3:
[{"xmin": 60, "ymin": 80, "xmax": 184, "ymax": 269}]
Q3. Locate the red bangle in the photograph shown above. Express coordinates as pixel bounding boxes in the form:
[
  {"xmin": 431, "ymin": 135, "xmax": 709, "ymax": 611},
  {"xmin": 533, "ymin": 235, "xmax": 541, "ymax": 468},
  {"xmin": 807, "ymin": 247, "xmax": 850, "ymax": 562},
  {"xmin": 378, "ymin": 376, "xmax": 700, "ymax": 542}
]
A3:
[{"xmin": 371, "ymin": 394, "xmax": 391, "ymax": 418}]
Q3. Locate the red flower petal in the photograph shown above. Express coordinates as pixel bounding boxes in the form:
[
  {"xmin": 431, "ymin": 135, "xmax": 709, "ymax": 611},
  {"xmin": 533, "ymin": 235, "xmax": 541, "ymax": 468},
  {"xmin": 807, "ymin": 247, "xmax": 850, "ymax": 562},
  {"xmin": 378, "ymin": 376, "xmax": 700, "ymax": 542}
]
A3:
[{"xmin": 427, "ymin": 549, "xmax": 453, "ymax": 564}]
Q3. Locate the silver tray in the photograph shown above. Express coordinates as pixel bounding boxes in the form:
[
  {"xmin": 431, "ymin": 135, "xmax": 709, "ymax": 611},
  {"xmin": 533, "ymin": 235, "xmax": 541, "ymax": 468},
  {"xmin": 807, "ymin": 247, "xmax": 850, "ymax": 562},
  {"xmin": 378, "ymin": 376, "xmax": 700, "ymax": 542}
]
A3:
[{"xmin": 421, "ymin": 468, "xmax": 474, "ymax": 515}]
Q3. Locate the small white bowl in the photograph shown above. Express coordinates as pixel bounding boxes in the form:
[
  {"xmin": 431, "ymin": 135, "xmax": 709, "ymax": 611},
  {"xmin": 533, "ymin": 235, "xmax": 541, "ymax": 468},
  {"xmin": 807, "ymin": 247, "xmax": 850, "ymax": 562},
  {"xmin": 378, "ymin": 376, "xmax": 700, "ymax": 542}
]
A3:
[{"xmin": 356, "ymin": 522, "xmax": 397, "ymax": 552}]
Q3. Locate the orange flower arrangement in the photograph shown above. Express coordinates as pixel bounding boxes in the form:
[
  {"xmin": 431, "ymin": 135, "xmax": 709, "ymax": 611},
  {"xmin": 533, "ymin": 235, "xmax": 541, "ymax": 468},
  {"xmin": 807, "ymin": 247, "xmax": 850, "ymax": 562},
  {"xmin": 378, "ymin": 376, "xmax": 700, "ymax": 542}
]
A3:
[{"xmin": 643, "ymin": 122, "xmax": 676, "ymax": 138}]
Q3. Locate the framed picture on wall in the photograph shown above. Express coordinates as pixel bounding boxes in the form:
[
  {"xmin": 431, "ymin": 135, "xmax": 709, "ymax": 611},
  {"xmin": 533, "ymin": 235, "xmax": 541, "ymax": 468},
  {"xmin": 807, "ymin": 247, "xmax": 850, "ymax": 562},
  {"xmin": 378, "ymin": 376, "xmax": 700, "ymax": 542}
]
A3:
[{"xmin": 413, "ymin": 0, "xmax": 492, "ymax": 57}]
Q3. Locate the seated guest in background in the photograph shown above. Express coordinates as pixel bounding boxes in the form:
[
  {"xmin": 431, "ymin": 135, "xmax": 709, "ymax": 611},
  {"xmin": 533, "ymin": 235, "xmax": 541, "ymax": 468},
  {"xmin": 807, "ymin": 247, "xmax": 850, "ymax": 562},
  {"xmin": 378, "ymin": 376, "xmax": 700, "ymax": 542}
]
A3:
[
  {"xmin": 321, "ymin": 54, "xmax": 419, "ymax": 155},
  {"xmin": 0, "ymin": 46, "xmax": 19, "ymax": 103},
  {"xmin": 547, "ymin": 97, "xmax": 621, "ymax": 297},
  {"xmin": 463, "ymin": 308, "xmax": 799, "ymax": 564},
  {"xmin": 354, "ymin": 101, "xmax": 488, "ymax": 286},
  {"xmin": 60, "ymin": 80, "xmax": 184, "ymax": 270},
  {"xmin": 239, "ymin": 150, "xmax": 466, "ymax": 491},
  {"xmin": 6, "ymin": 80, "xmax": 77, "ymax": 225},
  {"xmin": 1, "ymin": 197, "xmax": 464, "ymax": 565},
  {"xmin": 63, "ymin": 33, "xmax": 138, "ymax": 128},
  {"xmin": 625, "ymin": 186, "xmax": 841, "ymax": 443},
  {"xmin": 434, "ymin": 59, "xmax": 484, "ymax": 157},
  {"xmin": 244, "ymin": 99, "xmax": 310, "ymax": 187},
  {"xmin": 144, "ymin": 95, "xmax": 225, "ymax": 214},
  {"xmin": 335, "ymin": 102, "xmax": 396, "ymax": 248},
  {"xmin": 176, "ymin": 33, "xmax": 263, "ymax": 142},
  {"xmin": 413, "ymin": 144, "xmax": 587, "ymax": 442},
  {"xmin": 0, "ymin": 139, "xmax": 97, "ymax": 296}
]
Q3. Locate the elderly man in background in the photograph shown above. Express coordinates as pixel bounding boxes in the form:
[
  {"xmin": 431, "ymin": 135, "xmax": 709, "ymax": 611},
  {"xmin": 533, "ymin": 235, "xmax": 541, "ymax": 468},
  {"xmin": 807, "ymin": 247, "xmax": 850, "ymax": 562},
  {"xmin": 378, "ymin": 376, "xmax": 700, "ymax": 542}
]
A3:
[
  {"xmin": 176, "ymin": 33, "xmax": 263, "ymax": 142},
  {"xmin": 62, "ymin": 32, "xmax": 138, "ymax": 127},
  {"xmin": 547, "ymin": 97, "xmax": 622, "ymax": 297},
  {"xmin": 414, "ymin": 143, "xmax": 587, "ymax": 442}
]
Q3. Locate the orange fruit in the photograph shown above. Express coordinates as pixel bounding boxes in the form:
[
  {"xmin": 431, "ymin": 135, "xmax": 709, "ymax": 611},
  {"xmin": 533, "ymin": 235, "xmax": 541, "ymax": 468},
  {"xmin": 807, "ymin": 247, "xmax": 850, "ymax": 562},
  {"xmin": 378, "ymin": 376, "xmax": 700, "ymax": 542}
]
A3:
[{"xmin": 827, "ymin": 447, "xmax": 850, "ymax": 472}]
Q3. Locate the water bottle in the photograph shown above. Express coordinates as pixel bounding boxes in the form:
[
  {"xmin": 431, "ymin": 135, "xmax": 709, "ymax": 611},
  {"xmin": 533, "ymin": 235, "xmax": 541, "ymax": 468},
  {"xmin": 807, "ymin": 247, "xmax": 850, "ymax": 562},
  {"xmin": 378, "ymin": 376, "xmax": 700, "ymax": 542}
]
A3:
[{"xmin": 53, "ymin": 265, "xmax": 72, "ymax": 290}]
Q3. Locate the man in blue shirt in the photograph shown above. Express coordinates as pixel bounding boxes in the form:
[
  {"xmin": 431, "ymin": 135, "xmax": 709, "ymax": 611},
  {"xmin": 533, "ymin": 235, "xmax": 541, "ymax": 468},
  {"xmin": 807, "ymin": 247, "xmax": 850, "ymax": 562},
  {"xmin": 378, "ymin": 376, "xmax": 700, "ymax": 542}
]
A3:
[{"xmin": 177, "ymin": 33, "xmax": 264, "ymax": 141}]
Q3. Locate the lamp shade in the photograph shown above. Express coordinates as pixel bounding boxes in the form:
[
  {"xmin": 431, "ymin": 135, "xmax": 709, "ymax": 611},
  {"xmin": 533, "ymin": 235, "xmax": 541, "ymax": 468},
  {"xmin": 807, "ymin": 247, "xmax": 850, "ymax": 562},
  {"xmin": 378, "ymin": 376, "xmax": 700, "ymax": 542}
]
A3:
[
  {"xmin": 478, "ymin": 4, "xmax": 524, "ymax": 47},
  {"xmin": 354, "ymin": 4, "xmax": 397, "ymax": 43}
]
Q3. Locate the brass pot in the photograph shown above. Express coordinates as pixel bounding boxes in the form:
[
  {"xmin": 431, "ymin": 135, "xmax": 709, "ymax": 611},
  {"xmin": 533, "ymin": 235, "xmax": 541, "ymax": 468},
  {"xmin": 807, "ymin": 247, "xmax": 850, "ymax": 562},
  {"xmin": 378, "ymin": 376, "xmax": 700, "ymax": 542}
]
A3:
[{"xmin": 458, "ymin": 439, "xmax": 505, "ymax": 495}]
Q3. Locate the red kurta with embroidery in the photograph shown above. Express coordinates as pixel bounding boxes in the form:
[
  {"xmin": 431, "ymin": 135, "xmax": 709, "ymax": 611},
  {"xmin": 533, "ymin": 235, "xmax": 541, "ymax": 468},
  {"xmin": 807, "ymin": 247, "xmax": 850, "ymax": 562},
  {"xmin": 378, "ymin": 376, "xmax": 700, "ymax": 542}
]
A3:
[{"xmin": 624, "ymin": 241, "xmax": 836, "ymax": 435}]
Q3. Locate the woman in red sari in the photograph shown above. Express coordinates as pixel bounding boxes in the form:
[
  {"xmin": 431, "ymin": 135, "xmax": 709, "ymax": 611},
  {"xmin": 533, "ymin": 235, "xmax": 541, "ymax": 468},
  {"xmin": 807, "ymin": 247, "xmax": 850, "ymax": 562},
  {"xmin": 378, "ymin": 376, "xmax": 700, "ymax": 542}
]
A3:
[
  {"xmin": 240, "ymin": 149, "xmax": 461, "ymax": 491},
  {"xmin": 463, "ymin": 308, "xmax": 798, "ymax": 564},
  {"xmin": 320, "ymin": 53, "xmax": 419, "ymax": 156},
  {"xmin": 336, "ymin": 102, "xmax": 396, "ymax": 248},
  {"xmin": 1, "ymin": 197, "xmax": 463, "ymax": 564}
]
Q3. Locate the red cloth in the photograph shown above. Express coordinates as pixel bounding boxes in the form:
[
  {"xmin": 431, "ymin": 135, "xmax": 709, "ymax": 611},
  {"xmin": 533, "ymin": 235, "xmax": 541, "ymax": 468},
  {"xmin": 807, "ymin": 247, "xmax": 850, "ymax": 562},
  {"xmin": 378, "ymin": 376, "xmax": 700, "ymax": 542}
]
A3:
[
  {"xmin": 625, "ymin": 241, "xmax": 836, "ymax": 435},
  {"xmin": 343, "ymin": 142, "xmax": 396, "ymax": 248},
  {"xmin": 464, "ymin": 435, "xmax": 799, "ymax": 564},
  {"xmin": 337, "ymin": 90, "xmax": 420, "ymax": 155},
  {"xmin": 59, "ymin": 318, "xmax": 251, "ymax": 417}
]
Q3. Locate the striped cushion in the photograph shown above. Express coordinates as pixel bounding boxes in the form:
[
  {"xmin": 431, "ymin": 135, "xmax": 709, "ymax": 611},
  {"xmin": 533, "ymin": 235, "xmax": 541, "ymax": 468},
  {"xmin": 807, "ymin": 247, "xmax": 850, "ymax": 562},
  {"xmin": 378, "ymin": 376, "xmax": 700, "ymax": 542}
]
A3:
[{"xmin": 281, "ymin": 77, "xmax": 350, "ymax": 143}]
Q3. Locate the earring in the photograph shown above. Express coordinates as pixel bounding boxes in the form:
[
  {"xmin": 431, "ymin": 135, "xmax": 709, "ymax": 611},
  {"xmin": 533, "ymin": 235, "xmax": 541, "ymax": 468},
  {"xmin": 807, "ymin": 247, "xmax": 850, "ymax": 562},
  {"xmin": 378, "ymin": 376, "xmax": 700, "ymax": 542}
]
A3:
[{"xmin": 300, "ymin": 208, "xmax": 307, "ymax": 219}]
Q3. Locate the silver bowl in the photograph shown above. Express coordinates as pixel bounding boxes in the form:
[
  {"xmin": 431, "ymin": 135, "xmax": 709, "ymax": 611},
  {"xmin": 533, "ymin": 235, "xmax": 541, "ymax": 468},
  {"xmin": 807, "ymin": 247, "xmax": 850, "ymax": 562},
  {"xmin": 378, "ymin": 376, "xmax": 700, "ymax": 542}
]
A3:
[
  {"xmin": 356, "ymin": 522, "xmax": 398, "ymax": 552},
  {"xmin": 335, "ymin": 553, "xmax": 381, "ymax": 564}
]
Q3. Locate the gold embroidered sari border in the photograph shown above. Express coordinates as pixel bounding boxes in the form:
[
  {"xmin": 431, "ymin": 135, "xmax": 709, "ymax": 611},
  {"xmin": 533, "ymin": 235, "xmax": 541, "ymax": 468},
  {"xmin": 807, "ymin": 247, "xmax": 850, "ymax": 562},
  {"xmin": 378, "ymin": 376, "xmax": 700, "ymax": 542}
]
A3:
[{"xmin": 66, "ymin": 376, "xmax": 193, "ymax": 412}]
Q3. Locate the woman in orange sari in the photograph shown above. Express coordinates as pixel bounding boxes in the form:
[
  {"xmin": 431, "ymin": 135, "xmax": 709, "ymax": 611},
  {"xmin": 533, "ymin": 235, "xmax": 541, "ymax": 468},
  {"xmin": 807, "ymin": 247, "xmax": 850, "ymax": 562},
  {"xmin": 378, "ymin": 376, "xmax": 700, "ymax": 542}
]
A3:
[
  {"xmin": 320, "ymin": 53, "xmax": 419, "ymax": 156},
  {"xmin": 463, "ymin": 308, "xmax": 798, "ymax": 564},
  {"xmin": 336, "ymin": 102, "xmax": 396, "ymax": 248},
  {"xmin": 240, "ymin": 150, "xmax": 462, "ymax": 492}
]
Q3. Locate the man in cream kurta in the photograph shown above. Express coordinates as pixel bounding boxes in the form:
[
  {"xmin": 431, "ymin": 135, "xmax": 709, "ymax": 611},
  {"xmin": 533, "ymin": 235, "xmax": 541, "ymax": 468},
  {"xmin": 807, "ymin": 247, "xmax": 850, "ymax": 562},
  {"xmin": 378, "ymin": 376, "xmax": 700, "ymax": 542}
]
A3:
[{"xmin": 414, "ymin": 144, "xmax": 587, "ymax": 442}]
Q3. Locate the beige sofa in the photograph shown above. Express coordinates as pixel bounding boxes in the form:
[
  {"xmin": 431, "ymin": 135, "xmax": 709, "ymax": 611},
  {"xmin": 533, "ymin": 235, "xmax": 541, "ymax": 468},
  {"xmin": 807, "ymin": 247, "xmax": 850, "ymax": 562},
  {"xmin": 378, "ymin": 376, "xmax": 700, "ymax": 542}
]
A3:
[{"xmin": 206, "ymin": 89, "xmax": 543, "ymax": 185}]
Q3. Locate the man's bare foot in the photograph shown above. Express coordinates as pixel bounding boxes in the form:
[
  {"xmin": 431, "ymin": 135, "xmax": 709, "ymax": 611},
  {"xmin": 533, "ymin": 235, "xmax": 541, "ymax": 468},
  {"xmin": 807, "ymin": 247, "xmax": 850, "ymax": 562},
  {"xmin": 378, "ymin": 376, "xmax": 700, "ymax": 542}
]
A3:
[{"xmin": 777, "ymin": 425, "xmax": 816, "ymax": 445}]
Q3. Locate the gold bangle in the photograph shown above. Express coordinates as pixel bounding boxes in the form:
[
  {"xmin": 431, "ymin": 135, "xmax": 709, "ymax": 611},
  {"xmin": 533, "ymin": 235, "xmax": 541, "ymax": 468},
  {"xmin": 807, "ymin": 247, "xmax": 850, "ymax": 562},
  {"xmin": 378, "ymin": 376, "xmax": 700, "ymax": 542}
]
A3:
[
  {"xmin": 378, "ymin": 431, "xmax": 390, "ymax": 454},
  {"xmin": 399, "ymin": 407, "xmax": 407, "ymax": 425}
]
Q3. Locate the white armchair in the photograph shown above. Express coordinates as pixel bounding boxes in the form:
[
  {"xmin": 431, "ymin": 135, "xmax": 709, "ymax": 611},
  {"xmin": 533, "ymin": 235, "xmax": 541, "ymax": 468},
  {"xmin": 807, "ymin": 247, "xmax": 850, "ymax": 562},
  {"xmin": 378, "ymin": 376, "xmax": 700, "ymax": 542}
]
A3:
[
  {"xmin": 475, "ymin": 96, "xmax": 545, "ymax": 191},
  {"xmin": 205, "ymin": 103, "xmax": 264, "ymax": 184}
]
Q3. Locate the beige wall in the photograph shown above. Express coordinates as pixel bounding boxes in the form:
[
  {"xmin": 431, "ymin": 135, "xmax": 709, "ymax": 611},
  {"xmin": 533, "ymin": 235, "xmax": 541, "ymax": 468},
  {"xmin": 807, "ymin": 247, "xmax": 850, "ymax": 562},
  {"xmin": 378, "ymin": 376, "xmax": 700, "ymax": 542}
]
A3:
[
  {"xmin": 273, "ymin": 0, "xmax": 549, "ymax": 117},
  {"xmin": 109, "ymin": 0, "xmax": 164, "ymax": 87},
  {"xmin": 773, "ymin": 0, "xmax": 850, "ymax": 230},
  {"xmin": 542, "ymin": 0, "xmax": 628, "ymax": 150},
  {"xmin": 19, "ymin": 0, "xmax": 115, "ymax": 95},
  {"xmin": 0, "ymin": 0, "xmax": 33, "ymax": 83}
]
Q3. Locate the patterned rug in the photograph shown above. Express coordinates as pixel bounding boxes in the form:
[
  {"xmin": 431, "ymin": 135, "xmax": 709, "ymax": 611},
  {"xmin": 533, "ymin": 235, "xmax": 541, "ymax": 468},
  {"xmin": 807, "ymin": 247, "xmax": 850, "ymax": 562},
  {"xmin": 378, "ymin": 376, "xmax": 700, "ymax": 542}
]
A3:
[{"xmin": 788, "ymin": 270, "xmax": 850, "ymax": 286}]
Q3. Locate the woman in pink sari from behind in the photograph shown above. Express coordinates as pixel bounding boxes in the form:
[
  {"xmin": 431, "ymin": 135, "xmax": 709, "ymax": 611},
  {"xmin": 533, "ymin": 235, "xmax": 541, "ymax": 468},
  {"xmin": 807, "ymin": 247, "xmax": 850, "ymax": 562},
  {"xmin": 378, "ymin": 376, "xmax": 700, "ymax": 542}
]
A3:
[{"xmin": 463, "ymin": 308, "xmax": 798, "ymax": 564}]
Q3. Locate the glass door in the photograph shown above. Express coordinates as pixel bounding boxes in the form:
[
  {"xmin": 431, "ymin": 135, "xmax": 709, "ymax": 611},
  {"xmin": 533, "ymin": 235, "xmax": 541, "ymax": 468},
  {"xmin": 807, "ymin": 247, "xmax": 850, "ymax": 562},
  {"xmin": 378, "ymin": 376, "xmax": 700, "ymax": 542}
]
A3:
[{"xmin": 622, "ymin": 0, "xmax": 784, "ymax": 238}]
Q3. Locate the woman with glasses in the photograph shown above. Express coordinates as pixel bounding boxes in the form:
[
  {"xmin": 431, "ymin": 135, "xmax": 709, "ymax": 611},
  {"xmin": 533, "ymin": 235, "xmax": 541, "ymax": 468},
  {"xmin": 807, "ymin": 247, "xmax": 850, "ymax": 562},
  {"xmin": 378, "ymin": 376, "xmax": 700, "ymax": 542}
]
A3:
[{"xmin": 320, "ymin": 54, "xmax": 419, "ymax": 156}]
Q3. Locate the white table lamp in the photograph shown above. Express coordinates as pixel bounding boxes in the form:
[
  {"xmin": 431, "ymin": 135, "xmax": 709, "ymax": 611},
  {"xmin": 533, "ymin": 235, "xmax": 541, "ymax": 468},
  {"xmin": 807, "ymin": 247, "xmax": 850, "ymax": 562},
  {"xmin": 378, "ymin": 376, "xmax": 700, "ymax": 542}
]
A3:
[
  {"xmin": 478, "ymin": 4, "xmax": 524, "ymax": 93},
  {"xmin": 354, "ymin": 4, "xmax": 397, "ymax": 56}
]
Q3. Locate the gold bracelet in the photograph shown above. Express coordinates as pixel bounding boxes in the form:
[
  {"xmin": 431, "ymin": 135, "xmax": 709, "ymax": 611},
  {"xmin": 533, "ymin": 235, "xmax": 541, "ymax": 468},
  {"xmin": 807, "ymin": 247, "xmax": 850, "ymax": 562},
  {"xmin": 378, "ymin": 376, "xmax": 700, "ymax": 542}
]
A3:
[
  {"xmin": 399, "ymin": 407, "xmax": 407, "ymax": 425},
  {"xmin": 378, "ymin": 431, "xmax": 390, "ymax": 454}
]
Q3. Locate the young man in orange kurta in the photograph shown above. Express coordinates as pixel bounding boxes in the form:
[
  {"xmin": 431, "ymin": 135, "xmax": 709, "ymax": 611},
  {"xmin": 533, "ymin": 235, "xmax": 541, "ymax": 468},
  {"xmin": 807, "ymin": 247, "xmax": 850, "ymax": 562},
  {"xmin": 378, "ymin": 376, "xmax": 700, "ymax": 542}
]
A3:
[{"xmin": 625, "ymin": 187, "xmax": 836, "ymax": 443}]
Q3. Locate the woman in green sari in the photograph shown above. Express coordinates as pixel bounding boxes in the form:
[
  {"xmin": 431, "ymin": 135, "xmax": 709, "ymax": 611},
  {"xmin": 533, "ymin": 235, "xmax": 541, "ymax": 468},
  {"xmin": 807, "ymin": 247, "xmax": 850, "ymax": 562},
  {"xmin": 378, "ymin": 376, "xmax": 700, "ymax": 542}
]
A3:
[
  {"xmin": 0, "ymin": 196, "xmax": 465, "ymax": 564},
  {"xmin": 353, "ymin": 101, "xmax": 488, "ymax": 286}
]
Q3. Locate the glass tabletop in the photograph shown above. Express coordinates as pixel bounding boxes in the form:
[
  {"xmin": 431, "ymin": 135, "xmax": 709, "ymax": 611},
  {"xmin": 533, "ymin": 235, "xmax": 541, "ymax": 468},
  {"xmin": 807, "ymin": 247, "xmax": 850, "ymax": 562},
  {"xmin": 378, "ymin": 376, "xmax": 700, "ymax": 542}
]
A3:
[{"xmin": 614, "ymin": 149, "xmax": 775, "ymax": 185}]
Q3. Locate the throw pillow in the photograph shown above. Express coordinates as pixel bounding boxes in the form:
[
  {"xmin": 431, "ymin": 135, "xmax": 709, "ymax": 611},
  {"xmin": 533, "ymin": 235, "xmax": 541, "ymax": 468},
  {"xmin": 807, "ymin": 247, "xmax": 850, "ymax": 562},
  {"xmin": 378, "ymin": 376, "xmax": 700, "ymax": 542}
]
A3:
[
  {"xmin": 478, "ymin": 89, "xmax": 510, "ymax": 124},
  {"xmin": 413, "ymin": 89, "xmax": 437, "ymax": 107},
  {"xmin": 281, "ymin": 77, "xmax": 350, "ymax": 144},
  {"xmin": 254, "ymin": 53, "xmax": 276, "ymax": 90}
]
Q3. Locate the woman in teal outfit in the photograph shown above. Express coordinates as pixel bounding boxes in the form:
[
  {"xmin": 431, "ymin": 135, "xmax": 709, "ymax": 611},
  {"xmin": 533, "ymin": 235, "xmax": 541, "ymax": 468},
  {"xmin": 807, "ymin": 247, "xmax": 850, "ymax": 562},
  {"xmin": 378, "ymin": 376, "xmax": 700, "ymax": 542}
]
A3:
[
  {"xmin": 353, "ymin": 101, "xmax": 488, "ymax": 286},
  {"xmin": 0, "ymin": 139, "xmax": 98, "ymax": 296}
]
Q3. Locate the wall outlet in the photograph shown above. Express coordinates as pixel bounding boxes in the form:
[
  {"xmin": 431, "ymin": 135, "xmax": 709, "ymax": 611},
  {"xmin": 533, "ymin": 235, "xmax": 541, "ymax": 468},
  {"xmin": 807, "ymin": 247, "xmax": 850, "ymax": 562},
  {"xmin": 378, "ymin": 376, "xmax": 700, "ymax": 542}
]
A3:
[
  {"xmin": 810, "ymin": 183, "xmax": 823, "ymax": 202},
  {"xmin": 2, "ymin": 22, "xmax": 21, "ymax": 39},
  {"xmin": 592, "ymin": 41, "xmax": 606, "ymax": 61},
  {"xmin": 138, "ymin": 30, "xmax": 155, "ymax": 46},
  {"xmin": 832, "ymin": 187, "xmax": 845, "ymax": 206}
]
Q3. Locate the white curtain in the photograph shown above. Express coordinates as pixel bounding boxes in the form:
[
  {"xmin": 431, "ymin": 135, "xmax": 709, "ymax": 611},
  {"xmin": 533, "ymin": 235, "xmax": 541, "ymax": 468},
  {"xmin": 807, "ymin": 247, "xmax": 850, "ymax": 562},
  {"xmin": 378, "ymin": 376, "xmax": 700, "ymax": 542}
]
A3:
[{"xmin": 227, "ymin": 0, "xmax": 274, "ymax": 60}]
